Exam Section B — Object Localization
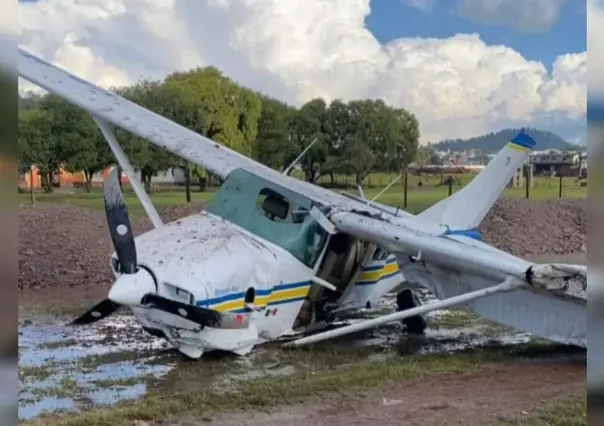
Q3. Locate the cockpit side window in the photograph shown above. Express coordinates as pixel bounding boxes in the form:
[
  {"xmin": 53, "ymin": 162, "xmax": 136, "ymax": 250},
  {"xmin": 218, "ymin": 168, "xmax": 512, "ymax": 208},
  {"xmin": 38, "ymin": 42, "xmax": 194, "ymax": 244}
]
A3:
[
  {"xmin": 205, "ymin": 169, "xmax": 329, "ymax": 269},
  {"xmin": 258, "ymin": 188, "xmax": 290, "ymax": 222}
]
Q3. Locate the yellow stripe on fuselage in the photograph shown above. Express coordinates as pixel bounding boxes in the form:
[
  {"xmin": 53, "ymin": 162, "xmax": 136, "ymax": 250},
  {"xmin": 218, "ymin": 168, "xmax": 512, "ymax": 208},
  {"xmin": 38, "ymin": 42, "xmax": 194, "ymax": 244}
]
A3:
[
  {"xmin": 357, "ymin": 261, "xmax": 400, "ymax": 284},
  {"xmin": 210, "ymin": 285, "xmax": 311, "ymax": 313},
  {"xmin": 506, "ymin": 141, "xmax": 531, "ymax": 153}
]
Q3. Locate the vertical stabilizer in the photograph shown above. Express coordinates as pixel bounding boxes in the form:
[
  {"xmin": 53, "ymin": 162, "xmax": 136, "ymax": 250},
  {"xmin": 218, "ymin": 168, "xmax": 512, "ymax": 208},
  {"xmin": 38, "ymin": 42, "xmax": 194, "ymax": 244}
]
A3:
[{"xmin": 416, "ymin": 130, "xmax": 536, "ymax": 234}]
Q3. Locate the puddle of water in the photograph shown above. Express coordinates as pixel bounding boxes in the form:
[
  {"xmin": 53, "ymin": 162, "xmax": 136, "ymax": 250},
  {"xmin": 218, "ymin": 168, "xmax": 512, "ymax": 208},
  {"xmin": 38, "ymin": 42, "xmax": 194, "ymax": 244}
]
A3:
[
  {"xmin": 19, "ymin": 396, "xmax": 77, "ymax": 421},
  {"xmin": 19, "ymin": 314, "xmax": 175, "ymax": 421}
]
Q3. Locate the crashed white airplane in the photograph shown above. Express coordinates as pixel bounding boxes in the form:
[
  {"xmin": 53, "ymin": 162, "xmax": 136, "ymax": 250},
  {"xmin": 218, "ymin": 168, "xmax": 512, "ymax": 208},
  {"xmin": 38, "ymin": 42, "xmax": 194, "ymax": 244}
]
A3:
[{"xmin": 18, "ymin": 48, "xmax": 586, "ymax": 359}]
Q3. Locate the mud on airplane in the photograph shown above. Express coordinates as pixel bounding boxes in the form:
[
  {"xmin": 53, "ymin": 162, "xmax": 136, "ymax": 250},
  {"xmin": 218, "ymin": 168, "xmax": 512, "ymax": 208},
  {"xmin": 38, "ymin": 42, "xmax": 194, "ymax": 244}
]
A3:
[{"xmin": 18, "ymin": 49, "xmax": 587, "ymax": 359}]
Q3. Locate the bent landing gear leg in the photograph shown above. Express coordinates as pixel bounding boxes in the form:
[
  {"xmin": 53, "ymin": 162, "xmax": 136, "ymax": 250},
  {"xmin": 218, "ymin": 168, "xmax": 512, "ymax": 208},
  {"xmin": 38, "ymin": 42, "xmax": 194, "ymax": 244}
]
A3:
[{"xmin": 396, "ymin": 288, "xmax": 427, "ymax": 334}]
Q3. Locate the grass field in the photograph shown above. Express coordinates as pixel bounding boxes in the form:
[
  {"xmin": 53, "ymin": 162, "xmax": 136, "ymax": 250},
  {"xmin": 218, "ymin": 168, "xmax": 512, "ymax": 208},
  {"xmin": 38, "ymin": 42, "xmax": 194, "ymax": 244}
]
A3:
[{"xmin": 19, "ymin": 173, "xmax": 586, "ymax": 216}]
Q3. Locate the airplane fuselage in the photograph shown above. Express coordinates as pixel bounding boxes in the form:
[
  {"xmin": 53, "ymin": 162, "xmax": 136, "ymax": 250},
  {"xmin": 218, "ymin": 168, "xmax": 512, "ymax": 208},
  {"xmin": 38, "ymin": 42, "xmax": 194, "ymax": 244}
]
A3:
[{"xmin": 115, "ymin": 208, "xmax": 409, "ymax": 357}]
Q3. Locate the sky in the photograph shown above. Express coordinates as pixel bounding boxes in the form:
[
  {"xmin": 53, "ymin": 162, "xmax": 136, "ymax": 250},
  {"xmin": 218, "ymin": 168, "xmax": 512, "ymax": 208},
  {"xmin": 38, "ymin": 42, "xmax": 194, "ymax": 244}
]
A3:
[{"xmin": 13, "ymin": 0, "xmax": 588, "ymax": 145}]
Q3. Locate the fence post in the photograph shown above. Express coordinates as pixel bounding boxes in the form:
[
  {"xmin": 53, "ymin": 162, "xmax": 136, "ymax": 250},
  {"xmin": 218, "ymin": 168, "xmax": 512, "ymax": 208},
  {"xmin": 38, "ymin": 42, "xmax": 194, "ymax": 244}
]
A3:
[
  {"xmin": 448, "ymin": 176, "xmax": 453, "ymax": 197},
  {"xmin": 559, "ymin": 174, "xmax": 563, "ymax": 198},
  {"xmin": 524, "ymin": 166, "xmax": 530, "ymax": 199},
  {"xmin": 403, "ymin": 171, "xmax": 408, "ymax": 208},
  {"xmin": 30, "ymin": 168, "xmax": 35, "ymax": 205}
]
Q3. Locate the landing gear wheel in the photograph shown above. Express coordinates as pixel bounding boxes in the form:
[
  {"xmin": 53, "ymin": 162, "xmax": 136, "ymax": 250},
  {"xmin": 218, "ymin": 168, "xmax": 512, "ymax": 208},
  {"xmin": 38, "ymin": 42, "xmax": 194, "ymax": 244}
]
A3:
[{"xmin": 396, "ymin": 289, "xmax": 427, "ymax": 334}]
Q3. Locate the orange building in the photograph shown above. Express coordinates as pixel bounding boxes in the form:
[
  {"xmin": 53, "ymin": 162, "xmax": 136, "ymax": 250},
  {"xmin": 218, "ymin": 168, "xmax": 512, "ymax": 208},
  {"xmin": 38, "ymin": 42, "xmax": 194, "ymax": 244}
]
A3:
[
  {"xmin": 18, "ymin": 165, "xmax": 129, "ymax": 190},
  {"xmin": 19, "ymin": 166, "xmax": 86, "ymax": 190}
]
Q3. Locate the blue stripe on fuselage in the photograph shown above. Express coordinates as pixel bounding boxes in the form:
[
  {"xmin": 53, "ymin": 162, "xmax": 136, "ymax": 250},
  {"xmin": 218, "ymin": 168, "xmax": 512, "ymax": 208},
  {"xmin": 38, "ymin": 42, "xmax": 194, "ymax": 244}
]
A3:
[{"xmin": 442, "ymin": 228, "xmax": 482, "ymax": 240}]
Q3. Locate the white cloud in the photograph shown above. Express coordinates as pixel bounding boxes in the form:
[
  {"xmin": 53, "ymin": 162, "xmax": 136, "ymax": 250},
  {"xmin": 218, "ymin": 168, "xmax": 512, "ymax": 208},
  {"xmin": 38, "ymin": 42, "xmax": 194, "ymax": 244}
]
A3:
[
  {"xmin": 18, "ymin": 0, "xmax": 586, "ymax": 144},
  {"xmin": 458, "ymin": 0, "xmax": 567, "ymax": 33}
]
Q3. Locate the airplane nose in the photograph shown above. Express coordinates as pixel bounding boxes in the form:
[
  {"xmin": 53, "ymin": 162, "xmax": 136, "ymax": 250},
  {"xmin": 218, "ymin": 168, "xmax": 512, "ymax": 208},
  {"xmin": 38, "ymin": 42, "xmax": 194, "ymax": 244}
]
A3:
[{"xmin": 108, "ymin": 268, "xmax": 156, "ymax": 305}]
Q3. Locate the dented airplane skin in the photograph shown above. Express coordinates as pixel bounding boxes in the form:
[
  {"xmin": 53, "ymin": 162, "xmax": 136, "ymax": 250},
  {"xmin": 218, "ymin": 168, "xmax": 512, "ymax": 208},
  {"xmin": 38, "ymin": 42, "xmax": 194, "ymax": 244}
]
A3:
[{"xmin": 18, "ymin": 48, "xmax": 587, "ymax": 358}]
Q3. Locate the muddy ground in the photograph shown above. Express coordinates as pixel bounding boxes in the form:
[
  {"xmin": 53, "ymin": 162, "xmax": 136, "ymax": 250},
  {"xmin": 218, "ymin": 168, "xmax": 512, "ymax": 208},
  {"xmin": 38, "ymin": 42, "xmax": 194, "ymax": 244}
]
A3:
[{"xmin": 18, "ymin": 197, "xmax": 587, "ymax": 425}]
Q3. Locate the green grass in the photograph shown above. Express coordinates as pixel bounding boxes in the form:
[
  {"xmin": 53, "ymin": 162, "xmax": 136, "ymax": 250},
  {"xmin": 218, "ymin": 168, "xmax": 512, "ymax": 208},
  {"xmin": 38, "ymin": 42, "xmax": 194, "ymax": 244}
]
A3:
[
  {"xmin": 495, "ymin": 392, "xmax": 586, "ymax": 426},
  {"xmin": 18, "ymin": 173, "xmax": 585, "ymax": 216},
  {"xmin": 19, "ymin": 188, "xmax": 215, "ymax": 218}
]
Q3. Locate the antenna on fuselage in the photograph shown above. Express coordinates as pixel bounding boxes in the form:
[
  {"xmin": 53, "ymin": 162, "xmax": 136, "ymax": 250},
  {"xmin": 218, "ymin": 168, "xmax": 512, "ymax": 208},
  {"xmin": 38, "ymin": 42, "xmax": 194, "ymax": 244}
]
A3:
[
  {"xmin": 357, "ymin": 184, "xmax": 366, "ymax": 200},
  {"xmin": 282, "ymin": 137, "xmax": 318, "ymax": 176},
  {"xmin": 364, "ymin": 173, "xmax": 403, "ymax": 208}
]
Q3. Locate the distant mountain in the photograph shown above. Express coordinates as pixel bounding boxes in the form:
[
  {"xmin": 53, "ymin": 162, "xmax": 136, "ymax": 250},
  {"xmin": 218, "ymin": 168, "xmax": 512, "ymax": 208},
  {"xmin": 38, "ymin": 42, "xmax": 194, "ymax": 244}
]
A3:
[{"xmin": 430, "ymin": 128, "xmax": 579, "ymax": 153}]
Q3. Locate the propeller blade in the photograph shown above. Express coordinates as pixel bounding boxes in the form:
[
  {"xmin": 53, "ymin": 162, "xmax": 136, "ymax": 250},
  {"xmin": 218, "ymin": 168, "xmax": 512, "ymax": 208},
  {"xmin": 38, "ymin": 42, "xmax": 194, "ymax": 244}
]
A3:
[
  {"xmin": 68, "ymin": 299, "xmax": 120, "ymax": 325},
  {"xmin": 104, "ymin": 168, "xmax": 137, "ymax": 274},
  {"xmin": 140, "ymin": 294, "xmax": 248, "ymax": 329}
]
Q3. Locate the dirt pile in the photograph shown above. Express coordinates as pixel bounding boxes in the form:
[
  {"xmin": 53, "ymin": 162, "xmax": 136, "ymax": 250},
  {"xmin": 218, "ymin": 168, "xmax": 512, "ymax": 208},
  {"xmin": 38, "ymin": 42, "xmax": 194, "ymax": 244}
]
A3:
[
  {"xmin": 18, "ymin": 202, "xmax": 206, "ymax": 291},
  {"xmin": 18, "ymin": 204, "xmax": 152, "ymax": 290},
  {"xmin": 480, "ymin": 198, "xmax": 586, "ymax": 257},
  {"xmin": 18, "ymin": 198, "xmax": 585, "ymax": 291},
  {"xmin": 159, "ymin": 202, "xmax": 205, "ymax": 222}
]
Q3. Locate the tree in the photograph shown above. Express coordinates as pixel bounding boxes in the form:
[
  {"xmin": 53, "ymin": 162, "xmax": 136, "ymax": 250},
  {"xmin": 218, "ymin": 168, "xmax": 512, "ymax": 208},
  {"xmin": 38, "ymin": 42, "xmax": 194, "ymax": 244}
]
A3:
[
  {"xmin": 18, "ymin": 108, "xmax": 56, "ymax": 193},
  {"xmin": 37, "ymin": 95, "xmax": 114, "ymax": 193},
  {"xmin": 322, "ymin": 99, "xmax": 353, "ymax": 185},
  {"xmin": 63, "ymin": 129, "xmax": 114, "ymax": 193},
  {"xmin": 114, "ymin": 80, "xmax": 176, "ymax": 192},
  {"xmin": 254, "ymin": 95, "xmax": 296, "ymax": 169},
  {"xmin": 162, "ymin": 67, "xmax": 260, "ymax": 154},
  {"xmin": 288, "ymin": 98, "xmax": 328, "ymax": 182},
  {"xmin": 387, "ymin": 107, "xmax": 420, "ymax": 174}
]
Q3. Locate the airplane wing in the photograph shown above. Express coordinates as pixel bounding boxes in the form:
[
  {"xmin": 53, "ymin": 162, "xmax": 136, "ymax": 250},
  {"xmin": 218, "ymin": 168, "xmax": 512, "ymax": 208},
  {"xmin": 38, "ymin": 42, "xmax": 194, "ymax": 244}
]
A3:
[
  {"xmin": 285, "ymin": 209, "xmax": 587, "ymax": 347},
  {"xmin": 17, "ymin": 48, "xmax": 395, "ymax": 217}
]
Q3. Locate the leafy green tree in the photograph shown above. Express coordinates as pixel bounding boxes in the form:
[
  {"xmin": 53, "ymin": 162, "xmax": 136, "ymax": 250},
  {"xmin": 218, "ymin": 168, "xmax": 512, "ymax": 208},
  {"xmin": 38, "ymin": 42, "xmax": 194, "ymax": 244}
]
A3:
[
  {"xmin": 36, "ymin": 95, "xmax": 115, "ymax": 193},
  {"xmin": 114, "ymin": 80, "xmax": 176, "ymax": 192},
  {"xmin": 322, "ymin": 99, "xmax": 354, "ymax": 185},
  {"xmin": 288, "ymin": 98, "xmax": 328, "ymax": 182},
  {"xmin": 387, "ymin": 107, "xmax": 420, "ymax": 174},
  {"xmin": 161, "ymin": 67, "xmax": 262, "ymax": 192},
  {"xmin": 162, "ymin": 67, "xmax": 260, "ymax": 155},
  {"xmin": 254, "ymin": 95, "xmax": 296, "ymax": 169},
  {"xmin": 18, "ymin": 108, "xmax": 56, "ymax": 193}
]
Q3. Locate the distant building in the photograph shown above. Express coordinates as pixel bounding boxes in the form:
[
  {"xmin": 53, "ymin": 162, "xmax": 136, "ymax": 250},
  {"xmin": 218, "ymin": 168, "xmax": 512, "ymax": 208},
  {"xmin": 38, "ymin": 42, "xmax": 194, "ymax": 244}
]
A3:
[{"xmin": 529, "ymin": 149, "xmax": 584, "ymax": 176}]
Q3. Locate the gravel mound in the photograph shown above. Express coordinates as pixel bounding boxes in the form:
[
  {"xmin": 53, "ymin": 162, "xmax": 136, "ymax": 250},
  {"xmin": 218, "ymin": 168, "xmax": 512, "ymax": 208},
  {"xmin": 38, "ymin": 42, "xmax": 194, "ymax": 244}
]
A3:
[
  {"xmin": 18, "ymin": 204, "xmax": 151, "ymax": 290},
  {"xmin": 480, "ymin": 198, "xmax": 586, "ymax": 257},
  {"xmin": 18, "ymin": 198, "xmax": 585, "ymax": 291},
  {"xmin": 160, "ymin": 202, "xmax": 205, "ymax": 222}
]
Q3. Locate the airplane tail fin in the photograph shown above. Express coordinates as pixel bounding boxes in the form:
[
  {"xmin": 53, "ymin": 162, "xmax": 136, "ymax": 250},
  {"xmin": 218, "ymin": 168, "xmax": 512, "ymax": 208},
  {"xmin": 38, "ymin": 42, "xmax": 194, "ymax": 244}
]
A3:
[{"xmin": 416, "ymin": 130, "xmax": 536, "ymax": 233}]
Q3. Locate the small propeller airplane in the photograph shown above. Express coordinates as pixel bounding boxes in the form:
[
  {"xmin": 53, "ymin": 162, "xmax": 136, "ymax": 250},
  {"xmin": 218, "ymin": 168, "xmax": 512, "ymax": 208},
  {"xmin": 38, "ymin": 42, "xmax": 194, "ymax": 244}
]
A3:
[{"xmin": 18, "ymin": 48, "xmax": 587, "ymax": 359}]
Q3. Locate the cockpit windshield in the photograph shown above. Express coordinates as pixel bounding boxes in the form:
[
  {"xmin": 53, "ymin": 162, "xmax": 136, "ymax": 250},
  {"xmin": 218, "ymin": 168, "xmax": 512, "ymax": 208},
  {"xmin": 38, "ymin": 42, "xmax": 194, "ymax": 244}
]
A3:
[{"xmin": 204, "ymin": 169, "xmax": 329, "ymax": 269}]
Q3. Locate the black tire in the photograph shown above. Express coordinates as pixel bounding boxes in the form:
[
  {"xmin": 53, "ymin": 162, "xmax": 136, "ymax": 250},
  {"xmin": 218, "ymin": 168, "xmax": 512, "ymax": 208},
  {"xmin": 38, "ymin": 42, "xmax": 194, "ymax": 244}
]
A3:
[{"xmin": 396, "ymin": 288, "xmax": 427, "ymax": 334}]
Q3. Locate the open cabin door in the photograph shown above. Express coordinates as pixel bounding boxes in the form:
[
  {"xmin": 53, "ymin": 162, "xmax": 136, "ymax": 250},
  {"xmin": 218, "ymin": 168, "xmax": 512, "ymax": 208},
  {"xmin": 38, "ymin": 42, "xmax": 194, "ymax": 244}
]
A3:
[{"xmin": 293, "ymin": 231, "xmax": 376, "ymax": 329}]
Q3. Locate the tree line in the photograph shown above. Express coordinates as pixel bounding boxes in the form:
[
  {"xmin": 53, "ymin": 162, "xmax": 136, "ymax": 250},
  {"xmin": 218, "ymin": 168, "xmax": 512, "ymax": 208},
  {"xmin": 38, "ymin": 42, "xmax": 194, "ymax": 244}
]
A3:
[{"xmin": 18, "ymin": 65, "xmax": 421, "ymax": 194}]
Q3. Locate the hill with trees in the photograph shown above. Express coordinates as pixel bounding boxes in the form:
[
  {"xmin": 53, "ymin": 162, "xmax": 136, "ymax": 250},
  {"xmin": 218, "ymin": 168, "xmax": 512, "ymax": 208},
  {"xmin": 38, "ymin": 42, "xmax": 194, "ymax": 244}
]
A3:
[{"xmin": 430, "ymin": 128, "xmax": 579, "ymax": 153}]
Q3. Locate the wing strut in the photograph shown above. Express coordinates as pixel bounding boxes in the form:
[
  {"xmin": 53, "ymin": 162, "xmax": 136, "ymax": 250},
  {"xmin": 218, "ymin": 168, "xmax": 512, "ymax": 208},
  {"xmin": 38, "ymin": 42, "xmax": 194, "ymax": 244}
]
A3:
[
  {"xmin": 93, "ymin": 116, "xmax": 163, "ymax": 229},
  {"xmin": 283, "ymin": 276, "xmax": 524, "ymax": 347}
]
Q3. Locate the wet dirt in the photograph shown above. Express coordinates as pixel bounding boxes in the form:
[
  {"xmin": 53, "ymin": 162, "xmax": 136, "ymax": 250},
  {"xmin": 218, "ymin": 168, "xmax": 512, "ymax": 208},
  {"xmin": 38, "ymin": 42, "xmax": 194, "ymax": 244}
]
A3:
[
  {"xmin": 17, "ymin": 290, "xmax": 585, "ymax": 421},
  {"xmin": 203, "ymin": 362, "xmax": 585, "ymax": 426}
]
